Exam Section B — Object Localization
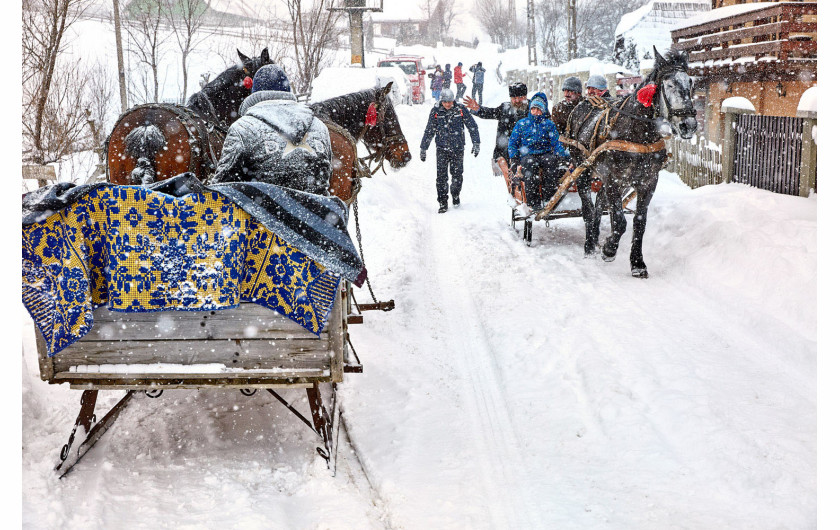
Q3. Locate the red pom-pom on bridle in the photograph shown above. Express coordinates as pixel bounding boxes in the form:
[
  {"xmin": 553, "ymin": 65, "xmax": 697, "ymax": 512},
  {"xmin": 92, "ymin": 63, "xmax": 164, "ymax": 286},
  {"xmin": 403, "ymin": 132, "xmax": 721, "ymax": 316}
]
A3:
[
  {"xmin": 243, "ymin": 76, "xmax": 253, "ymax": 90},
  {"xmin": 636, "ymin": 83, "xmax": 657, "ymax": 107},
  {"xmin": 365, "ymin": 102, "xmax": 378, "ymax": 126}
]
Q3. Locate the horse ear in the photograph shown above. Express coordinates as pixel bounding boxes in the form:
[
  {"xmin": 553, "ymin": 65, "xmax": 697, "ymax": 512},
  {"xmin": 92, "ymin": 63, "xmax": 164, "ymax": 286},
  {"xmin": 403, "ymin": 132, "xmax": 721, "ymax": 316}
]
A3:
[
  {"xmin": 237, "ymin": 49, "xmax": 249, "ymax": 65},
  {"xmin": 261, "ymin": 48, "xmax": 270, "ymax": 64},
  {"xmin": 653, "ymin": 46, "xmax": 665, "ymax": 65},
  {"xmin": 382, "ymin": 81, "xmax": 393, "ymax": 96}
]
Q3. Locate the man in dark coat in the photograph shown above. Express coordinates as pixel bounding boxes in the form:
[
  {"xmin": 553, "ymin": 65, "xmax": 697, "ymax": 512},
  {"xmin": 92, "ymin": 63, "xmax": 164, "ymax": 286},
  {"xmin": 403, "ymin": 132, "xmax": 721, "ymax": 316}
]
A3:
[
  {"xmin": 208, "ymin": 64, "xmax": 332, "ymax": 195},
  {"xmin": 508, "ymin": 92, "xmax": 570, "ymax": 212},
  {"xmin": 550, "ymin": 76, "xmax": 583, "ymax": 137},
  {"xmin": 419, "ymin": 88, "xmax": 481, "ymax": 213},
  {"xmin": 469, "ymin": 61, "xmax": 486, "ymax": 105},
  {"xmin": 443, "ymin": 64, "xmax": 452, "ymax": 89},
  {"xmin": 464, "ymin": 82, "xmax": 528, "ymax": 165}
]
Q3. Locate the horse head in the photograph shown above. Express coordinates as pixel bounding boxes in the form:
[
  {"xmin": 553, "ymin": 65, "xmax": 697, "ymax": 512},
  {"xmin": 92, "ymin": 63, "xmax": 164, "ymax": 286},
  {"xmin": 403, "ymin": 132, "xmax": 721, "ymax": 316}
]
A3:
[
  {"xmin": 651, "ymin": 47, "xmax": 697, "ymax": 140},
  {"xmin": 363, "ymin": 82, "xmax": 412, "ymax": 169},
  {"xmin": 194, "ymin": 48, "xmax": 274, "ymax": 126}
]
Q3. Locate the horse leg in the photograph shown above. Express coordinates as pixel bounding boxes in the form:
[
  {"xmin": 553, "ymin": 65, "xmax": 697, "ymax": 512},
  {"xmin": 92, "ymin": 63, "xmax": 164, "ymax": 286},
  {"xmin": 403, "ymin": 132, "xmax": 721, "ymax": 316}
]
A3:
[
  {"xmin": 601, "ymin": 183, "xmax": 627, "ymax": 262},
  {"xmin": 577, "ymin": 171, "xmax": 600, "ymax": 256},
  {"xmin": 629, "ymin": 179, "xmax": 658, "ymax": 278}
]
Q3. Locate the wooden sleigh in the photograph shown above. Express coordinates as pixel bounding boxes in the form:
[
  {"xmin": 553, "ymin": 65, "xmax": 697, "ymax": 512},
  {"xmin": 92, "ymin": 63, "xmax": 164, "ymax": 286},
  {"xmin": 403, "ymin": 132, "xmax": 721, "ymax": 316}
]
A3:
[
  {"xmin": 35, "ymin": 282, "xmax": 378, "ymax": 478},
  {"xmin": 495, "ymin": 157, "xmax": 637, "ymax": 246}
]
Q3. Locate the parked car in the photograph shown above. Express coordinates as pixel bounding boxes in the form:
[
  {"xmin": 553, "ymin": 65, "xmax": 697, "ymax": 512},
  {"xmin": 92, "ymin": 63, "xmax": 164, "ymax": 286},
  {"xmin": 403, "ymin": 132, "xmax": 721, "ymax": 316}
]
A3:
[{"xmin": 377, "ymin": 55, "xmax": 426, "ymax": 104}]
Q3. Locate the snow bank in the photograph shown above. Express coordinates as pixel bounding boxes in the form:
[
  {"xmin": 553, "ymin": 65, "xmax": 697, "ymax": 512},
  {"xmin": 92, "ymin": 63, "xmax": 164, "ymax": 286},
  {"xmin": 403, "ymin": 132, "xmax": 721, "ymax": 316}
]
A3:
[
  {"xmin": 798, "ymin": 86, "xmax": 817, "ymax": 114},
  {"xmin": 309, "ymin": 66, "xmax": 411, "ymax": 105}
]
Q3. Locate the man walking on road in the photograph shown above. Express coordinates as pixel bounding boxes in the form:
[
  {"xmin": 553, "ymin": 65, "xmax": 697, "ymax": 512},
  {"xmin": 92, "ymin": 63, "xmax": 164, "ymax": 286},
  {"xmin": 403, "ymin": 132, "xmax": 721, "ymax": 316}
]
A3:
[
  {"xmin": 469, "ymin": 62, "xmax": 486, "ymax": 106},
  {"xmin": 454, "ymin": 62, "xmax": 466, "ymax": 102},
  {"xmin": 420, "ymin": 89, "xmax": 481, "ymax": 213}
]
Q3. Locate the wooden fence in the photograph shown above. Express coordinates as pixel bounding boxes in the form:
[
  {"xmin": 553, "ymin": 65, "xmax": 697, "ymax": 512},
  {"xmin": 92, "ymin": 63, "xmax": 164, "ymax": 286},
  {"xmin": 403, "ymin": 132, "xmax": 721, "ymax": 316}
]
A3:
[
  {"xmin": 732, "ymin": 114, "xmax": 804, "ymax": 196},
  {"xmin": 666, "ymin": 136, "xmax": 723, "ymax": 189}
]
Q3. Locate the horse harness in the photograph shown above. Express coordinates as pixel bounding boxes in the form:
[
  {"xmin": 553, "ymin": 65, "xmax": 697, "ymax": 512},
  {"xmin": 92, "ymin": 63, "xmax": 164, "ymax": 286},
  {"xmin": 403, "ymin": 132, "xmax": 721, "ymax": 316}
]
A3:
[{"xmin": 357, "ymin": 93, "xmax": 405, "ymax": 176}]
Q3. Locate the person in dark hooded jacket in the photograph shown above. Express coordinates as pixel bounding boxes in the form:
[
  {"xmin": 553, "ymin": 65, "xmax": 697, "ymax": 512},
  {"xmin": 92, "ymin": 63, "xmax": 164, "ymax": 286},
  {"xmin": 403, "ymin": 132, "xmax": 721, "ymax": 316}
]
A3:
[
  {"xmin": 419, "ymin": 88, "xmax": 480, "ymax": 213},
  {"xmin": 443, "ymin": 64, "xmax": 452, "ymax": 89},
  {"xmin": 208, "ymin": 64, "xmax": 332, "ymax": 195},
  {"xmin": 464, "ymin": 82, "xmax": 528, "ymax": 165},
  {"xmin": 507, "ymin": 92, "xmax": 570, "ymax": 212}
]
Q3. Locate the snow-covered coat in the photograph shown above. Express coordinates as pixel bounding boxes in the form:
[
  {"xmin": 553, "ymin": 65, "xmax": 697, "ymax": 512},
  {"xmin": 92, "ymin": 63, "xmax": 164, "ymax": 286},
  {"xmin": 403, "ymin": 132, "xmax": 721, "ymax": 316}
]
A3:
[
  {"xmin": 209, "ymin": 91, "xmax": 333, "ymax": 196},
  {"xmin": 430, "ymin": 71, "xmax": 444, "ymax": 91},
  {"xmin": 471, "ymin": 101, "xmax": 529, "ymax": 161},
  {"xmin": 508, "ymin": 94, "xmax": 569, "ymax": 161},
  {"xmin": 453, "ymin": 65, "xmax": 465, "ymax": 84},
  {"xmin": 443, "ymin": 67, "xmax": 452, "ymax": 88},
  {"xmin": 470, "ymin": 64, "xmax": 486, "ymax": 84},
  {"xmin": 420, "ymin": 102, "xmax": 480, "ymax": 153}
]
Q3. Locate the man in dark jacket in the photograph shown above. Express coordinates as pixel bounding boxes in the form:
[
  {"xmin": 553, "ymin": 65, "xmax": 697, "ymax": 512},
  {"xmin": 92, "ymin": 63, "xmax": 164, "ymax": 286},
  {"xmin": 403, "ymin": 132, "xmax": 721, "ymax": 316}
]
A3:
[
  {"xmin": 443, "ymin": 64, "xmax": 452, "ymax": 89},
  {"xmin": 420, "ymin": 88, "xmax": 481, "ymax": 213},
  {"xmin": 464, "ymin": 82, "xmax": 528, "ymax": 166},
  {"xmin": 508, "ymin": 92, "xmax": 570, "ymax": 212},
  {"xmin": 550, "ymin": 76, "xmax": 583, "ymax": 137},
  {"xmin": 469, "ymin": 62, "xmax": 486, "ymax": 105},
  {"xmin": 208, "ymin": 64, "xmax": 332, "ymax": 195}
]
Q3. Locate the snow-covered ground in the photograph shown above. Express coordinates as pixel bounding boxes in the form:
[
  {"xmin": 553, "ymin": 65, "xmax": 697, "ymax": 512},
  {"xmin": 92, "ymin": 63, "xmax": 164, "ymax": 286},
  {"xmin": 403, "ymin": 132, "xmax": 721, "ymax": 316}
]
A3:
[
  {"xmin": 18, "ymin": 12, "xmax": 824, "ymax": 529},
  {"xmin": 22, "ymin": 100, "xmax": 818, "ymax": 530}
]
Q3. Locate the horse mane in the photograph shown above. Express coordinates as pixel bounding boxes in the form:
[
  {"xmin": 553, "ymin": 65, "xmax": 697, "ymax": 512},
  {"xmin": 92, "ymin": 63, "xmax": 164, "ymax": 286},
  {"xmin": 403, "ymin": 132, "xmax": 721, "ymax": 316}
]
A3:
[
  {"xmin": 310, "ymin": 87, "xmax": 387, "ymax": 136},
  {"xmin": 642, "ymin": 49, "xmax": 690, "ymax": 87}
]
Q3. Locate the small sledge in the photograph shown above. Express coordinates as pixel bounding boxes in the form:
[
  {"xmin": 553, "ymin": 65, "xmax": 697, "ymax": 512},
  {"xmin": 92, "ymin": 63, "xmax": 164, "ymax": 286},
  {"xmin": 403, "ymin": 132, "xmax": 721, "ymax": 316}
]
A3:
[{"xmin": 495, "ymin": 157, "xmax": 636, "ymax": 245}]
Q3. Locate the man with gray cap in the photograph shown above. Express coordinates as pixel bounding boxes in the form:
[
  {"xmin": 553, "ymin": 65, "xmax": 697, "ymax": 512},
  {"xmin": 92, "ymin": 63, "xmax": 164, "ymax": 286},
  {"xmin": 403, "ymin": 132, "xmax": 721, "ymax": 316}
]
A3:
[
  {"xmin": 420, "ymin": 88, "xmax": 481, "ymax": 213},
  {"xmin": 550, "ymin": 76, "xmax": 583, "ymax": 137},
  {"xmin": 584, "ymin": 74, "xmax": 612, "ymax": 100},
  {"xmin": 209, "ymin": 64, "xmax": 332, "ymax": 195},
  {"xmin": 464, "ymin": 82, "xmax": 529, "ymax": 165}
]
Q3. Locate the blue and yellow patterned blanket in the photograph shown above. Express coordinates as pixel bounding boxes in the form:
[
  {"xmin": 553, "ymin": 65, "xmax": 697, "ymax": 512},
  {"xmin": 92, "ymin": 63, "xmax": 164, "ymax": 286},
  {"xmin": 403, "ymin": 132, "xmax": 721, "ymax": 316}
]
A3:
[{"xmin": 22, "ymin": 176, "xmax": 364, "ymax": 357}]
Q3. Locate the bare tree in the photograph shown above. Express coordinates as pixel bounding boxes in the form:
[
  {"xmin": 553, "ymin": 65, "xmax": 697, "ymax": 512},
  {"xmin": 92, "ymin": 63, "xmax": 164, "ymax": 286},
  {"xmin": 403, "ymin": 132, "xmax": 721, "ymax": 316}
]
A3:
[
  {"xmin": 22, "ymin": 0, "xmax": 92, "ymax": 164},
  {"xmin": 535, "ymin": 0, "xmax": 565, "ymax": 66},
  {"xmin": 475, "ymin": 0, "xmax": 507, "ymax": 45},
  {"xmin": 283, "ymin": 0, "xmax": 343, "ymax": 94},
  {"xmin": 122, "ymin": 0, "xmax": 171, "ymax": 103},
  {"xmin": 165, "ymin": 0, "xmax": 218, "ymax": 104}
]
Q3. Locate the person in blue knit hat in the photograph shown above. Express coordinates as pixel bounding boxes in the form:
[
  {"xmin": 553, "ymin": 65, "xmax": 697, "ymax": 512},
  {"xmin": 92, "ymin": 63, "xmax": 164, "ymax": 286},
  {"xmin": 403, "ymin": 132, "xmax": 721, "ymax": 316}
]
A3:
[
  {"xmin": 507, "ymin": 92, "xmax": 570, "ymax": 212},
  {"xmin": 209, "ymin": 64, "xmax": 333, "ymax": 196}
]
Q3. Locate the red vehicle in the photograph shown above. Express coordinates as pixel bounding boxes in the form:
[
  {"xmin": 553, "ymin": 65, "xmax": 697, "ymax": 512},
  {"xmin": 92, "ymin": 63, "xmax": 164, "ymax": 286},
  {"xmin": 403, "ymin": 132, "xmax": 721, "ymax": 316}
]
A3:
[{"xmin": 378, "ymin": 55, "xmax": 426, "ymax": 104}]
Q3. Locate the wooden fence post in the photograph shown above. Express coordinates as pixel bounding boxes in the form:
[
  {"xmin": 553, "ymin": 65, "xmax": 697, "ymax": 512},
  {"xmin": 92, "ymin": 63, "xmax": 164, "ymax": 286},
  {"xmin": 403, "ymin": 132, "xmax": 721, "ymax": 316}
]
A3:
[
  {"xmin": 721, "ymin": 106, "xmax": 755, "ymax": 184},
  {"xmin": 797, "ymin": 109, "xmax": 817, "ymax": 197}
]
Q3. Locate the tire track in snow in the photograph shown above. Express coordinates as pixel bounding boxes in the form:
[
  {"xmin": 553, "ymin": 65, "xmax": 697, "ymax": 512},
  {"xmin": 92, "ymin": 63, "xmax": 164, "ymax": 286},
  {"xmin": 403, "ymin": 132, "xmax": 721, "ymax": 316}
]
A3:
[{"xmin": 423, "ymin": 212, "xmax": 541, "ymax": 529}]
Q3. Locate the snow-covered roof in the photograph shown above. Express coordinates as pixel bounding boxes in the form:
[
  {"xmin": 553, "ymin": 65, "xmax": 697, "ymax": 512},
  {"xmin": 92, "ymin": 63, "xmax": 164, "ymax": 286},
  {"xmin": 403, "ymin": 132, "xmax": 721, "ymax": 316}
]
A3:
[
  {"xmin": 672, "ymin": 2, "xmax": 781, "ymax": 31},
  {"xmin": 797, "ymin": 86, "xmax": 817, "ymax": 113},
  {"xmin": 721, "ymin": 96, "xmax": 755, "ymax": 112},
  {"xmin": 615, "ymin": 0, "xmax": 711, "ymax": 57}
]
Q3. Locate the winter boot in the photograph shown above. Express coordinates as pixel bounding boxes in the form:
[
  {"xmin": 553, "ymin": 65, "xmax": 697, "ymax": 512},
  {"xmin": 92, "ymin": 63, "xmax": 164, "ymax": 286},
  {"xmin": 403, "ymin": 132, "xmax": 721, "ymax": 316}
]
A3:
[
  {"xmin": 452, "ymin": 195, "xmax": 460, "ymax": 207},
  {"xmin": 438, "ymin": 201, "xmax": 448, "ymax": 214}
]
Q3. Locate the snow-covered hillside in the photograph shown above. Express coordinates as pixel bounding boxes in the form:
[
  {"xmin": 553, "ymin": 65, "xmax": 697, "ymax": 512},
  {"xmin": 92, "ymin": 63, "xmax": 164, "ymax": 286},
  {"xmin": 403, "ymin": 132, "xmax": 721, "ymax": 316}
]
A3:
[{"xmin": 20, "ymin": 14, "xmax": 818, "ymax": 530}]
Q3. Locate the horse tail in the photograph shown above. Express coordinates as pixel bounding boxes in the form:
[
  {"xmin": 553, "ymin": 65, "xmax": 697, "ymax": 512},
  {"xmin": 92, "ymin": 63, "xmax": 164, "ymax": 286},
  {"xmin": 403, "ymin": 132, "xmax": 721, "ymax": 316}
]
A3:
[{"xmin": 125, "ymin": 125, "xmax": 166, "ymax": 185}]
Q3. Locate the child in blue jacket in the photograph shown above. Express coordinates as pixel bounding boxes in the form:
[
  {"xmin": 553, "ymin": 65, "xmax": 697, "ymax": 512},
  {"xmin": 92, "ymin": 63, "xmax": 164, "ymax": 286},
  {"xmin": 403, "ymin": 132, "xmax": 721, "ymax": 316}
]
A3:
[{"xmin": 507, "ymin": 92, "xmax": 570, "ymax": 212}]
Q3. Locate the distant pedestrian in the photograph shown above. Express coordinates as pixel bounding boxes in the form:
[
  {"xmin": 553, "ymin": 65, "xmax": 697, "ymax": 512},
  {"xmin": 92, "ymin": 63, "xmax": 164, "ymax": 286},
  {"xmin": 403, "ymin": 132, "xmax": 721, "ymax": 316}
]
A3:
[
  {"xmin": 419, "ymin": 88, "xmax": 481, "ymax": 213},
  {"xmin": 469, "ymin": 61, "xmax": 486, "ymax": 105},
  {"xmin": 454, "ymin": 62, "xmax": 466, "ymax": 102},
  {"xmin": 443, "ymin": 64, "xmax": 452, "ymax": 89},
  {"xmin": 429, "ymin": 66, "xmax": 444, "ymax": 101}
]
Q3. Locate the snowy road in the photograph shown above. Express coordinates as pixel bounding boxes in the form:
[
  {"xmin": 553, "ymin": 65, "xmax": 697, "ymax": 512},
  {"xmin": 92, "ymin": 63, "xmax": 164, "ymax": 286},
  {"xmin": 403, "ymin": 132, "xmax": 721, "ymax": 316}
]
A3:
[{"xmin": 22, "ymin": 100, "xmax": 816, "ymax": 529}]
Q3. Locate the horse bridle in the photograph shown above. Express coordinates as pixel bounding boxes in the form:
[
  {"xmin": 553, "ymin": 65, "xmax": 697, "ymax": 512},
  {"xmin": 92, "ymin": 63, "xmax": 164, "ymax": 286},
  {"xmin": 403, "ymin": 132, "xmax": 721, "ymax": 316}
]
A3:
[{"xmin": 358, "ymin": 92, "xmax": 406, "ymax": 175}]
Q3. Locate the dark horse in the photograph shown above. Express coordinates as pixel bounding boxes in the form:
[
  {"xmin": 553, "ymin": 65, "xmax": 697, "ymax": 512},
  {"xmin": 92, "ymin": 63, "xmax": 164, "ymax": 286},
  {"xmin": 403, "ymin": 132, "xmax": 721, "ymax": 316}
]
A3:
[
  {"xmin": 568, "ymin": 48, "xmax": 697, "ymax": 278},
  {"xmin": 106, "ymin": 48, "xmax": 273, "ymax": 185},
  {"xmin": 310, "ymin": 83, "xmax": 411, "ymax": 203}
]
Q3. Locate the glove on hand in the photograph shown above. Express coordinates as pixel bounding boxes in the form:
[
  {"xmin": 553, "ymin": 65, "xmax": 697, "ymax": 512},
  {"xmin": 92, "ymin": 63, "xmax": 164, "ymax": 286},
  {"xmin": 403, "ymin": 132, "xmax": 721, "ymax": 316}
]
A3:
[
  {"xmin": 420, "ymin": 149, "xmax": 427, "ymax": 162},
  {"xmin": 471, "ymin": 144, "xmax": 480, "ymax": 157}
]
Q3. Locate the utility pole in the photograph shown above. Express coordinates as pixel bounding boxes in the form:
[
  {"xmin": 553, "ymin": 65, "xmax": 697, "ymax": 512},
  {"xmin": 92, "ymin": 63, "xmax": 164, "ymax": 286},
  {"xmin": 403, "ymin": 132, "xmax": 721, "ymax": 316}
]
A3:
[
  {"xmin": 567, "ymin": 0, "xmax": 578, "ymax": 61},
  {"xmin": 526, "ymin": 0, "xmax": 537, "ymax": 66},
  {"xmin": 112, "ymin": 0, "xmax": 128, "ymax": 111},
  {"xmin": 329, "ymin": 0, "xmax": 383, "ymax": 67}
]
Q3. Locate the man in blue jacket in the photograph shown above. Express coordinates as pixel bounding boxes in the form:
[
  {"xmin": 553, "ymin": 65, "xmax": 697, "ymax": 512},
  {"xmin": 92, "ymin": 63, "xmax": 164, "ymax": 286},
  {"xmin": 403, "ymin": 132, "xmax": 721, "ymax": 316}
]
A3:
[
  {"xmin": 507, "ymin": 92, "xmax": 570, "ymax": 212},
  {"xmin": 420, "ymin": 88, "xmax": 481, "ymax": 213}
]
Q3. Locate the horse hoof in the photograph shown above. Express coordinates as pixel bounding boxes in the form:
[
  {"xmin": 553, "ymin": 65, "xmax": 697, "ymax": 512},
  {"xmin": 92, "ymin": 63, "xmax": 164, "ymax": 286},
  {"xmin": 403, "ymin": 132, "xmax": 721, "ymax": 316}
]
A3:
[{"xmin": 632, "ymin": 268, "xmax": 649, "ymax": 278}]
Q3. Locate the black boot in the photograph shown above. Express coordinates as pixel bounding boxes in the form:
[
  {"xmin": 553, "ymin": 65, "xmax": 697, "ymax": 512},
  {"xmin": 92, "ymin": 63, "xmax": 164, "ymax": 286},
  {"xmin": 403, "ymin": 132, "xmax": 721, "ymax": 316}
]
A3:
[
  {"xmin": 438, "ymin": 201, "xmax": 448, "ymax": 213},
  {"xmin": 452, "ymin": 195, "xmax": 460, "ymax": 207}
]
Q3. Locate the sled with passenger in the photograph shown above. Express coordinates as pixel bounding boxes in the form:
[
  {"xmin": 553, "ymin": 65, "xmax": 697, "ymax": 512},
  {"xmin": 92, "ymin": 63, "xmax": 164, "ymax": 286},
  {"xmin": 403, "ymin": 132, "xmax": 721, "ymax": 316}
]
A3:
[{"xmin": 23, "ymin": 50, "xmax": 411, "ymax": 478}]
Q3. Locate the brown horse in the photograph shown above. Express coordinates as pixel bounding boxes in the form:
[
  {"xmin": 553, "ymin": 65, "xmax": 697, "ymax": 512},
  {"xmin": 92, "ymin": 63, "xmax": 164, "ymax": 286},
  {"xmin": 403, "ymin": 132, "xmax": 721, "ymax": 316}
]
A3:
[
  {"xmin": 310, "ymin": 82, "xmax": 411, "ymax": 203},
  {"xmin": 106, "ymin": 49, "xmax": 273, "ymax": 185}
]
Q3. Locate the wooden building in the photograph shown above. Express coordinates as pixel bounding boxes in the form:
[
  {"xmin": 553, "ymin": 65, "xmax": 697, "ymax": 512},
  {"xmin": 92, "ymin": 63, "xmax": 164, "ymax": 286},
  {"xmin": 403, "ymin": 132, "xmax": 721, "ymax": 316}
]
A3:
[{"xmin": 671, "ymin": 0, "xmax": 816, "ymax": 143}]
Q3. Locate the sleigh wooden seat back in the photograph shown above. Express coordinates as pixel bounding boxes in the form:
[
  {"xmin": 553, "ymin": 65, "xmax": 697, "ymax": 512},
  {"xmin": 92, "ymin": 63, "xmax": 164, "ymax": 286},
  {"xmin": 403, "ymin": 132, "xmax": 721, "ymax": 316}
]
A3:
[{"xmin": 36, "ymin": 287, "xmax": 351, "ymax": 390}]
